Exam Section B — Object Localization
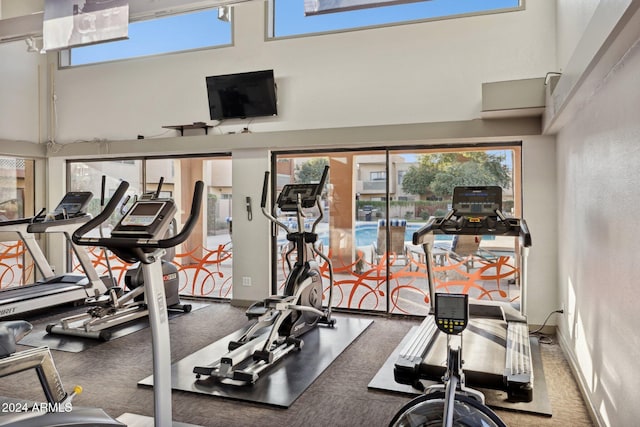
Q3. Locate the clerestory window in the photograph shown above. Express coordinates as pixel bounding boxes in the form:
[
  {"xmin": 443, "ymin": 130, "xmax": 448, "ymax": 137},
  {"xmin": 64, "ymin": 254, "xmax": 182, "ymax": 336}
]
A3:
[
  {"xmin": 270, "ymin": 0, "xmax": 522, "ymax": 38},
  {"xmin": 62, "ymin": 8, "xmax": 232, "ymax": 67}
]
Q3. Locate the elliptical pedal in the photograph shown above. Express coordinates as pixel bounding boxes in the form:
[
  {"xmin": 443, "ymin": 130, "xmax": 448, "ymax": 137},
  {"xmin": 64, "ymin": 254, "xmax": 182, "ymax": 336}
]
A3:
[{"xmin": 253, "ymin": 349, "xmax": 275, "ymax": 363}]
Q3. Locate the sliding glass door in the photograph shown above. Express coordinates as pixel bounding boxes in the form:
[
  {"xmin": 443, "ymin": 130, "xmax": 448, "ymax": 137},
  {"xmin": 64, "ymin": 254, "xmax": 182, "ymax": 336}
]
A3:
[
  {"xmin": 275, "ymin": 144, "xmax": 521, "ymax": 315},
  {"xmin": 0, "ymin": 157, "xmax": 36, "ymax": 288},
  {"xmin": 67, "ymin": 155, "xmax": 234, "ymax": 299}
]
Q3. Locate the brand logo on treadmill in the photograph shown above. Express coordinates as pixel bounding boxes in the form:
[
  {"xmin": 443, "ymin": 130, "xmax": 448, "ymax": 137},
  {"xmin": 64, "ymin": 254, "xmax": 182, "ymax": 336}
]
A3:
[
  {"xmin": 0, "ymin": 307, "xmax": 16, "ymax": 316},
  {"xmin": 163, "ymin": 273, "xmax": 177, "ymax": 281}
]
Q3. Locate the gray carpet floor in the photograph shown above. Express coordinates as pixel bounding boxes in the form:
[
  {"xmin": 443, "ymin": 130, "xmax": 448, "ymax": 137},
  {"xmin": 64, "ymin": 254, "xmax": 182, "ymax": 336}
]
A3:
[{"xmin": 1, "ymin": 301, "xmax": 594, "ymax": 426}]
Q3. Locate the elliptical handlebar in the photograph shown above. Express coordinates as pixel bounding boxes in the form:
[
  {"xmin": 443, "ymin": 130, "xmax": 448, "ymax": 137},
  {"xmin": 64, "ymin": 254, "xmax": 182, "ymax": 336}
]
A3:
[
  {"xmin": 260, "ymin": 171, "xmax": 291, "ymax": 233},
  {"xmin": 315, "ymin": 165, "xmax": 329, "ymax": 198},
  {"xmin": 72, "ymin": 180, "xmax": 204, "ymax": 251},
  {"xmin": 260, "ymin": 171, "xmax": 270, "ymax": 209}
]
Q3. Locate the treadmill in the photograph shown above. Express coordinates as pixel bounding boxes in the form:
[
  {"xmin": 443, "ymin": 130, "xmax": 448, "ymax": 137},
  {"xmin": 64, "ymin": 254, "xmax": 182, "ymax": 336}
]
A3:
[
  {"xmin": 0, "ymin": 192, "xmax": 109, "ymax": 319},
  {"xmin": 393, "ymin": 186, "xmax": 534, "ymax": 402}
]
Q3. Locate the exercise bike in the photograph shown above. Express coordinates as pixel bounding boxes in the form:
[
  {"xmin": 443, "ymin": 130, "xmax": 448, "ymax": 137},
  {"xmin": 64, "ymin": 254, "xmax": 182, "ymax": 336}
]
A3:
[
  {"xmin": 389, "ymin": 293, "xmax": 507, "ymax": 427},
  {"xmin": 0, "ymin": 320, "xmax": 124, "ymax": 426},
  {"xmin": 72, "ymin": 179, "xmax": 204, "ymax": 426},
  {"xmin": 46, "ymin": 178, "xmax": 191, "ymax": 341},
  {"xmin": 193, "ymin": 165, "xmax": 335, "ymax": 384}
]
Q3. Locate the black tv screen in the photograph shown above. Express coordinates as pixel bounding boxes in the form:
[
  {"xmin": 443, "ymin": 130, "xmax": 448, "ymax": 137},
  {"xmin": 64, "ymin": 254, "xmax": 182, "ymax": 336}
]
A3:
[{"xmin": 206, "ymin": 70, "xmax": 277, "ymax": 120}]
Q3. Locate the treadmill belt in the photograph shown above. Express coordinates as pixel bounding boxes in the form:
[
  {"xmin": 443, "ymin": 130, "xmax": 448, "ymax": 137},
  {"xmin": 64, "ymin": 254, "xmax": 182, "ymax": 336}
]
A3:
[
  {"xmin": 368, "ymin": 325, "xmax": 552, "ymax": 416},
  {"xmin": 0, "ymin": 282, "xmax": 85, "ymax": 305}
]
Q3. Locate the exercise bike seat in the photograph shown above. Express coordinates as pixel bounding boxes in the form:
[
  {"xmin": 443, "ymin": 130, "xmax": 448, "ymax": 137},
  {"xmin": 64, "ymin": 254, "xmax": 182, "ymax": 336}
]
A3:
[{"xmin": 0, "ymin": 320, "xmax": 33, "ymax": 358}]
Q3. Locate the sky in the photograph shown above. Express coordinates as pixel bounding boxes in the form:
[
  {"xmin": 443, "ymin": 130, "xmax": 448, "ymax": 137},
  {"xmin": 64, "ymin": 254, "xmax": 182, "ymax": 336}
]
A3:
[{"xmin": 70, "ymin": 0, "xmax": 520, "ymax": 65}]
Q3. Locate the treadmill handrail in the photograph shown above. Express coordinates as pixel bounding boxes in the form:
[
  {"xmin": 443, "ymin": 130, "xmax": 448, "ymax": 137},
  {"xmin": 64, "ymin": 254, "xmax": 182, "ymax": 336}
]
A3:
[
  {"xmin": 412, "ymin": 216, "xmax": 438, "ymax": 245},
  {"xmin": 72, "ymin": 180, "xmax": 204, "ymax": 251},
  {"xmin": 519, "ymin": 218, "xmax": 532, "ymax": 247},
  {"xmin": 412, "ymin": 212, "xmax": 531, "ymax": 248},
  {"xmin": 27, "ymin": 214, "xmax": 91, "ymax": 233},
  {"xmin": 0, "ymin": 208, "xmax": 46, "ymax": 227}
]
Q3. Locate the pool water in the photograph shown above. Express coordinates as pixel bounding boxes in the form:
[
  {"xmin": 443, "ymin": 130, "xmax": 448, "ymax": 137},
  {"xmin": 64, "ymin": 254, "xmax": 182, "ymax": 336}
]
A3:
[
  {"xmin": 319, "ymin": 223, "xmax": 455, "ymax": 247},
  {"xmin": 279, "ymin": 221, "xmax": 496, "ymax": 248}
]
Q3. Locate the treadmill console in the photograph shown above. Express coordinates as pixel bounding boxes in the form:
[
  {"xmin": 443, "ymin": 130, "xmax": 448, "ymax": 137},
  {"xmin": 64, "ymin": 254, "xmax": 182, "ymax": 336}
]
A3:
[
  {"xmin": 276, "ymin": 184, "xmax": 318, "ymax": 212},
  {"xmin": 452, "ymin": 186, "xmax": 502, "ymax": 219},
  {"xmin": 434, "ymin": 293, "xmax": 469, "ymax": 335},
  {"xmin": 49, "ymin": 191, "xmax": 93, "ymax": 219},
  {"xmin": 111, "ymin": 200, "xmax": 177, "ymax": 238}
]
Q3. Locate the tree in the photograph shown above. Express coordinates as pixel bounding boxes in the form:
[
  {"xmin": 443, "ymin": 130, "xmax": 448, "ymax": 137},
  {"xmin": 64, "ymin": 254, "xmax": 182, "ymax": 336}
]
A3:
[
  {"xmin": 401, "ymin": 163, "xmax": 438, "ymax": 199},
  {"xmin": 401, "ymin": 151, "xmax": 511, "ymax": 199},
  {"xmin": 295, "ymin": 158, "xmax": 329, "ymax": 183}
]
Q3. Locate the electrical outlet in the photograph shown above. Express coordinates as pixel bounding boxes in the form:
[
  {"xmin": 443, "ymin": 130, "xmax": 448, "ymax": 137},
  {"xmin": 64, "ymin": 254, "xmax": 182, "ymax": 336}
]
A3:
[{"xmin": 242, "ymin": 276, "xmax": 252, "ymax": 287}]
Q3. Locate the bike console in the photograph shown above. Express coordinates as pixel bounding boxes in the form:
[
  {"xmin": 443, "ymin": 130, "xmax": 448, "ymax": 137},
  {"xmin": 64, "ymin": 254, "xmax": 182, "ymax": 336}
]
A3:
[{"xmin": 111, "ymin": 200, "xmax": 177, "ymax": 239}]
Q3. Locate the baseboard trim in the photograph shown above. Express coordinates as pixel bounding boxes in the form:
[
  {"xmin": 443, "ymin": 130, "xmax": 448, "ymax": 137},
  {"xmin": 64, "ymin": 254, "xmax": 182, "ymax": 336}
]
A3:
[{"xmin": 556, "ymin": 329, "xmax": 605, "ymax": 427}]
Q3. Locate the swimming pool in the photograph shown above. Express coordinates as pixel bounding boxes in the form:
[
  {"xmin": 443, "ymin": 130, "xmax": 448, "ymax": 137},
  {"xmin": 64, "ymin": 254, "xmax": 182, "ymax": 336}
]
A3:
[
  {"xmin": 278, "ymin": 222, "xmax": 497, "ymax": 248},
  {"xmin": 315, "ymin": 222, "xmax": 455, "ymax": 248}
]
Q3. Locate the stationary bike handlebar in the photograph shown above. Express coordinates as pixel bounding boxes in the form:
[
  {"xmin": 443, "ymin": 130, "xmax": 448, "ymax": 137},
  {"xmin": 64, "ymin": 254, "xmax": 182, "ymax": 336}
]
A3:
[{"xmin": 72, "ymin": 180, "xmax": 204, "ymax": 251}]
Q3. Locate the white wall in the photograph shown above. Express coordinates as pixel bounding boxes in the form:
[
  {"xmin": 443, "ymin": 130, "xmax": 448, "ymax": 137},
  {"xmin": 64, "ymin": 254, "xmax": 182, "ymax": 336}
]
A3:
[
  {"xmin": 0, "ymin": 41, "xmax": 46, "ymax": 145},
  {"xmin": 230, "ymin": 148, "xmax": 271, "ymax": 302},
  {"xmin": 553, "ymin": 1, "xmax": 640, "ymax": 426},
  {"xmin": 522, "ymin": 135, "xmax": 557, "ymax": 318}
]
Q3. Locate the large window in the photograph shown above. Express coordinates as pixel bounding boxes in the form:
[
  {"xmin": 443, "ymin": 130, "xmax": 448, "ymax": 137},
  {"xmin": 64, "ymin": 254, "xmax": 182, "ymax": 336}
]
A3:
[
  {"xmin": 274, "ymin": 144, "xmax": 522, "ymax": 315},
  {"xmin": 63, "ymin": 8, "xmax": 232, "ymax": 66},
  {"xmin": 271, "ymin": 0, "xmax": 522, "ymax": 38},
  {"xmin": 67, "ymin": 155, "xmax": 234, "ymax": 300},
  {"xmin": 0, "ymin": 157, "xmax": 36, "ymax": 288}
]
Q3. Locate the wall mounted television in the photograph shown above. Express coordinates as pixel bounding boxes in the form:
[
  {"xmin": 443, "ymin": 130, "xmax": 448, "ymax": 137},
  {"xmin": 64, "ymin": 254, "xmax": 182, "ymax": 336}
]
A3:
[{"xmin": 206, "ymin": 69, "xmax": 277, "ymax": 120}]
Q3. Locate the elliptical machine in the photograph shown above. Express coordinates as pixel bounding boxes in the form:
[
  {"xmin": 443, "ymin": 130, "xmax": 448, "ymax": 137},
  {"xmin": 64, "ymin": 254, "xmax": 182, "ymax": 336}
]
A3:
[
  {"xmin": 46, "ymin": 178, "xmax": 192, "ymax": 341},
  {"xmin": 193, "ymin": 165, "xmax": 335, "ymax": 384},
  {"xmin": 72, "ymin": 179, "xmax": 204, "ymax": 426},
  {"xmin": 389, "ymin": 293, "xmax": 507, "ymax": 427}
]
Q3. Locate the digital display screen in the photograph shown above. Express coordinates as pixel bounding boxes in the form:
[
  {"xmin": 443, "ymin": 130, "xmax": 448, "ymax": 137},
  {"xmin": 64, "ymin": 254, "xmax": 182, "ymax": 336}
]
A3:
[
  {"xmin": 129, "ymin": 202, "xmax": 164, "ymax": 216},
  {"xmin": 54, "ymin": 192, "xmax": 92, "ymax": 214},
  {"xmin": 283, "ymin": 187, "xmax": 312, "ymax": 199},
  {"xmin": 119, "ymin": 201, "xmax": 165, "ymax": 227},
  {"xmin": 452, "ymin": 186, "xmax": 502, "ymax": 215},
  {"xmin": 436, "ymin": 294, "xmax": 466, "ymax": 320}
]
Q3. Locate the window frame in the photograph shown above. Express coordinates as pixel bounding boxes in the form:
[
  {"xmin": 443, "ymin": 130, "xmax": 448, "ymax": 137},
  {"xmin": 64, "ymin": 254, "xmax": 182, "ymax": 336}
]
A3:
[
  {"xmin": 59, "ymin": 7, "xmax": 233, "ymax": 68},
  {"xmin": 268, "ymin": 0, "xmax": 524, "ymax": 39}
]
